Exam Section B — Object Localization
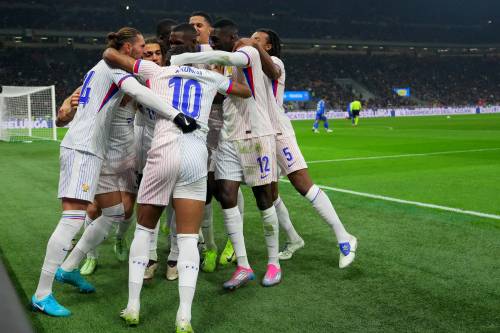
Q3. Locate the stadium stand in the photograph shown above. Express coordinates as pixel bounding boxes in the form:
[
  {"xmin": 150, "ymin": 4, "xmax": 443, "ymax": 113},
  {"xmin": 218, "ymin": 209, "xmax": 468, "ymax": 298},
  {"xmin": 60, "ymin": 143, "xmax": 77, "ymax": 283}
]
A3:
[
  {"xmin": 2, "ymin": 47, "xmax": 499, "ymax": 109},
  {"xmin": 0, "ymin": 1, "xmax": 499, "ymax": 42}
]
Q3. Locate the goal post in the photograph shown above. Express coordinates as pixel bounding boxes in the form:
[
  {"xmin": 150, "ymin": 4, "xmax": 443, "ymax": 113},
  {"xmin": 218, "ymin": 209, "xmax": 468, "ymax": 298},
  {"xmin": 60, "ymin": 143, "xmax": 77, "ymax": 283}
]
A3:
[{"xmin": 0, "ymin": 85, "xmax": 58, "ymax": 142}]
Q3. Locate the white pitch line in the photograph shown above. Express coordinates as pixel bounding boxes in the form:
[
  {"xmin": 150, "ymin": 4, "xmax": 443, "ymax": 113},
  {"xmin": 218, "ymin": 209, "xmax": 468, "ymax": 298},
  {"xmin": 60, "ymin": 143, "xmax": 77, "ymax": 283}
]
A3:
[
  {"xmin": 279, "ymin": 179, "xmax": 500, "ymax": 221},
  {"xmin": 307, "ymin": 147, "xmax": 500, "ymax": 164}
]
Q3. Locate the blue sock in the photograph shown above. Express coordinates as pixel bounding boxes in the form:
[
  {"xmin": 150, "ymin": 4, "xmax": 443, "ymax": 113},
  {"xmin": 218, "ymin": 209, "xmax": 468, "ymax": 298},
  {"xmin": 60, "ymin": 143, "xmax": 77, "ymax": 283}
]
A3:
[
  {"xmin": 324, "ymin": 121, "xmax": 329, "ymax": 129},
  {"xmin": 313, "ymin": 121, "xmax": 319, "ymax": 129}
]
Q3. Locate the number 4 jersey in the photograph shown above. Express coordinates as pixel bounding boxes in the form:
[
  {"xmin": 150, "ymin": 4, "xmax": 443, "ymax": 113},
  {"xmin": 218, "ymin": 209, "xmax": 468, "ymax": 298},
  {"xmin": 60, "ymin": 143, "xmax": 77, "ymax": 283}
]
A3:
[
  {"xmin": 132, "ymin": 59, "xmax": 233, "ymax": 140},
  {"xmin": 61, "ymin": 60, "xmax": 133, "ymax": 159}
]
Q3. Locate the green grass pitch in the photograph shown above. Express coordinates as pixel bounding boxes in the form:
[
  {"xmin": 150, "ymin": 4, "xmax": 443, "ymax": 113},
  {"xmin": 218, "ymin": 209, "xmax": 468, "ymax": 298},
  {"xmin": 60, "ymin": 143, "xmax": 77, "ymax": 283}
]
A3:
[{"xmin": 1, "ymin": 114, "xmax": 499, "ymax": 332}]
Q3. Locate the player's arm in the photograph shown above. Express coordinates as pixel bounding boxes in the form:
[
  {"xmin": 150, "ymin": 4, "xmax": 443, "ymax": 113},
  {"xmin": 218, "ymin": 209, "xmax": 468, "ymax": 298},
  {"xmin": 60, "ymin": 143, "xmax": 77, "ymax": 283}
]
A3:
[
  {"xmin": 118, "ymin": 77, "xmax": 198, "ymax": 133},
  {"xmin": 56, "ymin": 86, "xmax": 81, "ymax": 127},
  {"xmin": 170, "ymin": 50, "xmax": 248, "ymax": 67},
  {"xmin": 227, "ymin": 81, "xmax": 251, "ymax": 98},
  {"xmin": 234, "ymin": 38, "xmax": 280, "ymax": 80},
  {"xmin": 102, "ymin": 48, "xmax": 135, "ymax": 73}
]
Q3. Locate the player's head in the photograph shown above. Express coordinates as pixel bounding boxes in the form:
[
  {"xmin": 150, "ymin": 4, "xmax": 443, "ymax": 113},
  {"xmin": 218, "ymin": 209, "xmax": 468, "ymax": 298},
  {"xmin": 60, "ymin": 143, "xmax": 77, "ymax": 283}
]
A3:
[
  {"xmin": 107, "ymin": 27, "xmax": 145, "ymax": 59},
  {"xmin": 143, "ymin": 37, "xmax": 166, "ymax": 66},
  {"xmin": 252, "ymin": 29, "xmax": 281, "ymax": 58},
  {"xmin": 169, "ymin": 23, "xmax": 198, "ymax": 49},
  {"xmin": 322, "ymin": 95, "xmax": 328, "ymax": 101},
  {"xmin": 189, "ymin": 11, "xmax": 213, "ymax": 44},
  {"xmin": 211, "ymin": 19, "xmax": 239, "ymax": 52},
  {"xmin": 156, "ymin": 18, "xmax": 178, "ymax": 48},
  {"xmin": 165, "ymin": 45, "xmax": 196, "ymax": 66}
]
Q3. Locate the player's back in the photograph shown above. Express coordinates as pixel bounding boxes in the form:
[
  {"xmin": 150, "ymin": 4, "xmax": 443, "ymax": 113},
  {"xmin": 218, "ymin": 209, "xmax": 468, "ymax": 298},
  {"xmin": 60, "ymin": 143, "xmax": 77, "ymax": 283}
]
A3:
[
  {"xmin": 134, "ymin": 60, "xmax": 231, "ymax": 140},
  {"xmin": 221, "ymin": 46, "xmax": 274, "ymax": 141},
  {"xmin": 61, "ymin": 60, "xmax": 129, "ymax": 159}
]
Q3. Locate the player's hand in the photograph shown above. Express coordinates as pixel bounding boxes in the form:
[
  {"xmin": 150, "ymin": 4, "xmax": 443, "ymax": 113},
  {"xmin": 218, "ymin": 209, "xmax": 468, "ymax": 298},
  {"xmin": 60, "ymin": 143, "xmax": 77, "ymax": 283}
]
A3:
[
  {"xmin": 70, "ymin": 91, "xmax": 80, "ymax": 109},
  {"xmin": 233, "ymin": 38, "xmax": 256, "ymax": 51},
  {"xmin": 173, "ymin": 113, "xmax": 200, "ymax": 133}
]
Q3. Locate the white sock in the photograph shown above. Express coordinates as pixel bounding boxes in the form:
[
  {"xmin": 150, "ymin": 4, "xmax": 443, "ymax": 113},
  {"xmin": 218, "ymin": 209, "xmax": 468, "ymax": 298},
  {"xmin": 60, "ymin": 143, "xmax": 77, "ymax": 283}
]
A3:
[
  {"xmin": 223, "ymin": 207, "xmax": 250, "ymax": 269},
  {"xmin": 116, "ymin": 215, "xmax": 133, "ymax": 239},
  {"xmin": 176, "ymin": 234, "xmax": 199, "ymax": 323},
  {"xmin": 168, "ymin": 212, "xmax": 179, "ymax": 262},
  {"xmin": 201, "ymin": 203, "xmax": 217, "ymax": 251},
  {"xmin": 84, "ymin": 215, "xmax": 98, "ymax": 259},
  {"xmin": 305, "ymin": 185, "xmax": 350, "ymax": 243},
  {"xmin": 35, "ymin": 210, "xmax": 86, "ymax": 299},
  {"xmin": 260, "ymin": 206, "xmax": 280, "ymax": 267},
  {"xmin": 61, "ymin": 203, "xmax": 124, "ymax": 271},
  {"xmin": 274, "ymin": 196, "xmax": 301, "ymax": 243},
  {"xmin": 149, "ymin": 221, "xmax": 160, "ymax": 262},
  {"xmin": 127, "ymin": 224, "xmax": 153, "ymax": 312},
  {"xmin": 237, "ymin": 187, "xmax": 245, "ymax": 221}
]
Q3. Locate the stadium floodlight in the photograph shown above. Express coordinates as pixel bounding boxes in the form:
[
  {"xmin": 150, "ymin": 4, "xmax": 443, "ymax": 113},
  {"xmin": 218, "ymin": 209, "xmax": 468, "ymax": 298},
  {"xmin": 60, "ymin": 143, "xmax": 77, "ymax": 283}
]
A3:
[{"xmin": 0, "ymin": 86, "xmax": 57, "ymax": 142}]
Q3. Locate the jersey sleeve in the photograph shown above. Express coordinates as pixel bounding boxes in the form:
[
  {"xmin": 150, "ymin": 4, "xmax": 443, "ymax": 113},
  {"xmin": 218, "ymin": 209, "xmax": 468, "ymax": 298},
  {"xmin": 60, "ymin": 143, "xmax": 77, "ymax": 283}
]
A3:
[
  {"xmin": 271, "ymin": 56, "xmax": 285, "ymax": 84},
  {"xmin": 132, "ymin": 59, "xmax": 161, "ymax": 81},
  {"xmin": 235, "ymin": 46, "xmax": 259, "ymax": 68},
  {"xmin": 109, "ymin": 67, "xmax": 135, "ymax": 88},
  {"xmin": 209, "ymin": 70, "xmax": 233, "ymax": 96}
]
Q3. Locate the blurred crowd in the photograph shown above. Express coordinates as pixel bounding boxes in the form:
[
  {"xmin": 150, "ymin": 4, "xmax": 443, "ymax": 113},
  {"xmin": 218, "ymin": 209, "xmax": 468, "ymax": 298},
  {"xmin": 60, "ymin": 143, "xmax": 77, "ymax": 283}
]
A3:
[
  {"xmin": 1, "ymin": 1, "xmax": 499, "ymax": 43},
  {"xmin": 2, "ymin": 47, "xmax": 499, "ymax": 109},
  {"xmin": 284, "ymin": 54, "xmax": 500, "ymax": 109}
]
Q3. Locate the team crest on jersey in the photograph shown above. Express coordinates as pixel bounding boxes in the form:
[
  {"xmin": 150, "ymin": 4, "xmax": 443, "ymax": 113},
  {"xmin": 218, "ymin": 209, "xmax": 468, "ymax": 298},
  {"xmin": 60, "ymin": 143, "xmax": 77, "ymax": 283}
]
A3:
[
  {"xmin": 224, "ymin": 66, "xmax": 234, "ymax": 77},
  {"xmin": 82, "ymin": 183, "xmax": 90, "ymax": 192}
]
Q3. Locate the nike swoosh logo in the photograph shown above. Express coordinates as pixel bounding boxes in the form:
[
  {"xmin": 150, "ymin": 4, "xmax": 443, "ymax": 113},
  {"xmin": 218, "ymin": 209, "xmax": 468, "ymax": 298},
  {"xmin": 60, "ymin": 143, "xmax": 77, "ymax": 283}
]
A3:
[
  {"xmin": 62, "ymin": 248, "xmax": 71, "ymax": 252},
  {"xmin": 34, "ymin": 303, "xmax": 45, "ymax": 311},
  {"xmin": 287, "ymin": 161, "xmax": 296, "ymax": 168},
  {"xmin": 184, "ymin": 118, "xmax": 190, "ymax": 126},
  {"xmin": 260, "ymin": 174, "xmax": 269, "ymax": 179}
]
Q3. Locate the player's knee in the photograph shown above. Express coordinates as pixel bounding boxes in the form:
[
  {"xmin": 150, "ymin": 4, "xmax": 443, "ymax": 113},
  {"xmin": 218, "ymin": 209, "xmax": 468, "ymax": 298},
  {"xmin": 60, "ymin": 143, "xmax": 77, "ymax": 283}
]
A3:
[
  {"xmin": 121, "ymin": 195, "xmax": 135, "ymax": 219},
  {"xmin": 252, "ymin": 185, "xmax": 274, "ymax": 210},
  {"xmin": 289, "ymin": 169, "xmax": 313, "ymax": 196},
  {"xmin": 86, "ymin": 202, "xmax": 101, "ymax": 220},
  {"xmin": 218, "ymin": 189, "xmax": 237, "ymax": 208},
  {"xmin": 102, "ymin": 203, "xmax": 125, "ymax": 222},
  {"xmin": 271, "ymin": 182, "xmax": 279, "ymax": 202}
]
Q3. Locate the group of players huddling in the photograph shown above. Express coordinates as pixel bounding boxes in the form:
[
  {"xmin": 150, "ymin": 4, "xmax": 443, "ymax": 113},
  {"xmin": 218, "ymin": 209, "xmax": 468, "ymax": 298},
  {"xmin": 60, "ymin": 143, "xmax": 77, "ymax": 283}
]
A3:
[{"xmin": 30, "ymin": 11, "xmax": 358, "ymax": 333}]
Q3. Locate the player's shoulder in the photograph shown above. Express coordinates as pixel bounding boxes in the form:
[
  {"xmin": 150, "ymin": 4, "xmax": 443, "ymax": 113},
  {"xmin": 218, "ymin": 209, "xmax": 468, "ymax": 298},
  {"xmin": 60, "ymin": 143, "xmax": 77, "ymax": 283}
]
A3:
[
  {"xmin": 271, "ymin": 56, "xmax": 284, "ymax": 68},
  {"xmin": 236, "ymin": 45, "xmax": 259, "ymax": 64}
]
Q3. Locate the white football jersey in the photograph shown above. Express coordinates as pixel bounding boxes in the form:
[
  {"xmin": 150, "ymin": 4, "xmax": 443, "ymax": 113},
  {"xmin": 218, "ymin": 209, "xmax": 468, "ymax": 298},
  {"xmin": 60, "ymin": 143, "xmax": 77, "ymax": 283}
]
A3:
[
  {"xmin": 103, "ymin": 98, "xmax": 136, "ymax": 171},
  {"xmin": 132, "ymin": 59, "xmax": 232, "ymax": 139},
  {"xmin": 266, "ymin": 56, "xmax": 294, "ymax": 137},
  {"xmin": 221, "ymin": 46, "xmax": 275, "ymax": 141},
  {"xmin": 61, "ymin": 60, "xmax": 132, "ymax": 158}
]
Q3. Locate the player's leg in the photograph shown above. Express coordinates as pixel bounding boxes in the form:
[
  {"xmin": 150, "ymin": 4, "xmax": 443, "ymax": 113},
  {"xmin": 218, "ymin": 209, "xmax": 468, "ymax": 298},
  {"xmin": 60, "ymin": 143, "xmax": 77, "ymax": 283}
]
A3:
[
  {"xmin": 313, "ymin": 115, "xmax": 320, "ymax": 133},
  {"xmin": 244, "ymin": 136, "xmax": 281, "ymax": 287},
  {"xmin": 214, "ymin": 139, "xmax": 254, "ymax": 289},
  {"xmin": 201, "ymin": 171, "xmax": 217, "ymax": 272},
  {"xmin": 32, "ymin": 147, "xmax": 102, "ymax": 317},
  {"xmin": 287, "ymin": 168, "xmax": 357, "ymax": 268},
  {"xmin": 251, "ymin": 183, "xmax": 281, "ymax": 287},
  {"xmin": 172, "ymin": 177, "xmax": 206, "ymax": 332},
  {"xmin": 354, "ymin": 111, "xmax": 360, "ymax": 126},
  {"xmin": 57, "ymin": 190, "xmax": 124, "ymax": 292},
  {"xmin": 166, "ymin": 208, "xmax": 179, "ymax": 281},
  {"xmin": 144, "ymin": 221, "xmax": 160, "ymax": 281},
  {"xmin": 121, "ymin": 203, "xmax": 163, "ymax": 325},
  {"xmin": 274, "ymin": 137, "xmax": 306, "ymax": 259},
  {"xmin": 219, "ymin": 185, "xmax": 243, "ymax": 267},
  {"xmin": 271, "ymin": 182, "xmax": 304, "ymax": 260},
  {"xmin": 323, "ymin": 115, "xmax": 333, "ymax": 132},
  {"xmin": 80, "ymin": 203, "xmax": 101, "ymax": 275},
  {"xmin": 114, "ymin": 190, "xmax": 136, "ymax": 262},
  {"xmin": 33, "ymin": 198, "xmax": 88, "ymax": 317}
]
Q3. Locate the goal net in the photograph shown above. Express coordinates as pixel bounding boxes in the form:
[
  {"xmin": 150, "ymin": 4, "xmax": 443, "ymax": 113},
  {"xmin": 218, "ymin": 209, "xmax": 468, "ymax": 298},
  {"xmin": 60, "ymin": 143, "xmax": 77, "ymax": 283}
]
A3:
[{"xmin": 0, "ymin": 85, "xmax": 57, "ymax": 142}]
